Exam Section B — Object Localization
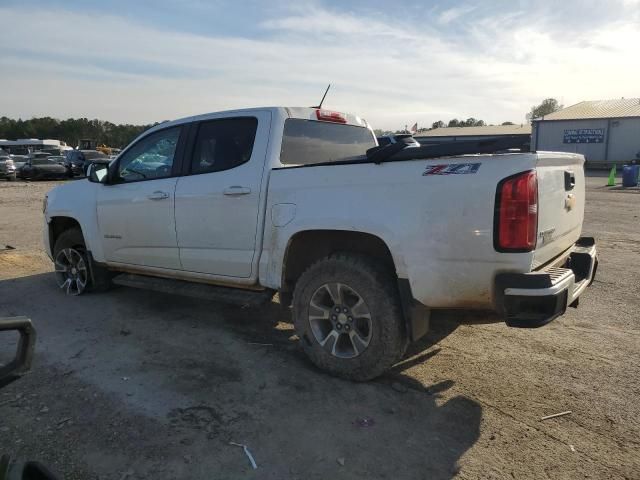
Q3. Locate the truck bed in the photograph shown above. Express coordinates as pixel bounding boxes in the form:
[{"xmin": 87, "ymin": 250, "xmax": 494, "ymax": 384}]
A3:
[{"xmin": 262, "ymin": 151, "xmax": 586, "ymax": 311}]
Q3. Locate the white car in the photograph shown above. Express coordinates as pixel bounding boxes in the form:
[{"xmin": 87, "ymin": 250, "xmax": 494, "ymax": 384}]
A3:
[
  {"xmin": 376, "ymin": 133, "xmax": 420, "ymax": 148},
  {"xmin": 0, "ymin": 155, "xmax": 16, "ymax": 181},
  {"xmin": 43, "ymin": 106, "xmax": 597, "ymax": 380}
]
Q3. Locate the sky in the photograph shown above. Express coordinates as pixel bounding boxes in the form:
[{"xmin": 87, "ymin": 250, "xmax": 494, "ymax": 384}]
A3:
[{"xmin": 0, "ymin": 0, "xmax": 639, "ymax": 130}]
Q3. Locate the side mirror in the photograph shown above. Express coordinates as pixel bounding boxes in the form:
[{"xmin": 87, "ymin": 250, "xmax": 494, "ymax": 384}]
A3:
[{"xmin": 87, "ymin": 163, "xmax": 108, "ymax": 184}]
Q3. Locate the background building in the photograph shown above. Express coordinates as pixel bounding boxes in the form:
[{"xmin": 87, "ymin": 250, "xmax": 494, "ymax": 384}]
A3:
[
  {"xmin": 416, "ymin": 124, "xmax": 531, "ymax": 148},
  {"xmin": 0, "ymin": 139, "xmax": 71, "ymax": 155},
  {"xmin": 532, "ymin": 98, "xmax": 640, "ymax": 167}
]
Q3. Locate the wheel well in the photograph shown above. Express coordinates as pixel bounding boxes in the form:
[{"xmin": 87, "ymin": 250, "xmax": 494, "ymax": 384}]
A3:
[
  {"xmin": 49, "ymin": 217, "xmax": 82, "ymax": 252},
  {"xmin": 281, "ymin": 230, "xmax": 396, "ymax": 301}
]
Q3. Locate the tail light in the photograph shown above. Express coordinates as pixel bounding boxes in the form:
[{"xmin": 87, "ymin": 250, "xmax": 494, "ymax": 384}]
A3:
[
  {"xmin": 315, "ymin": 109, "xmax": 347, "ymax": 123},
  {"xmin": 494, "ymin": 170, "xmax": 538, "ymax": 252}
]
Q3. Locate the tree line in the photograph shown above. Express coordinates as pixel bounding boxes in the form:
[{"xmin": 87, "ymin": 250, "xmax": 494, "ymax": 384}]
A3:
[
  {"xmin": 0, "ymin": 116, "xmax": 157, "ymax": 149},
  {"xmin": 431, "ymin": 118, "xmax": 487, "ymax": 129},
  {"xmin": 374, "ymin": 98, "xmax": 562, "ymax": 136}
]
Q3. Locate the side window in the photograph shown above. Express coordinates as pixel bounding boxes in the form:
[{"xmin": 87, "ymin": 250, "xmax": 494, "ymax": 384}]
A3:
[
  {"xmin": 191, "ymin": 118, "xmax": 258, "ymax": 174},
  {"xmin": 117, "ymin": 127, "xmax": 181, "ymax": 182},
  {"xmin": 377, "ymin": 137, "xmax": 391, "ymax": 146}
]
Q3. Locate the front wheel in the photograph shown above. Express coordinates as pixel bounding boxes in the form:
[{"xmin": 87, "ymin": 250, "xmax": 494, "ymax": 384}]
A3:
[
  {"xmin": 293, "ymin": 254, "xmax": 407, "ymax": 381},
  {"xmin": 53, "ymin": 228, "xmax": 112, "ymax": 295}
]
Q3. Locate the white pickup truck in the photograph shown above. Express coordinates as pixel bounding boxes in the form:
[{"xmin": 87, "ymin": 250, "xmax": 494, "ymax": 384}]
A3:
[{"xmin": 43, "ymin": 107, "xmax": 597, "ymax": 380}]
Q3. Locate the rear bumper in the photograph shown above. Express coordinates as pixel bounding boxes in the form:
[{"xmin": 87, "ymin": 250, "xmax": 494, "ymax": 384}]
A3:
[{"xmin": 495, "ymin": 237, "xmax": 598, "ymax": 328}]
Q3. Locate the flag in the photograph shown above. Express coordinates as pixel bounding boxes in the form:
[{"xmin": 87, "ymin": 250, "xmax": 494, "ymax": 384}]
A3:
[{"xmin": 410, "ymin": 122, "xmax": 418, "ymax": 133}]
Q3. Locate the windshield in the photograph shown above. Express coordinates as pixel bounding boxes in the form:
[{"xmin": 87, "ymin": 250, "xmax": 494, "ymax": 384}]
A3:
[{"xmin": 280, "ymin": 119, "xmax": 376, "ymax": 166}]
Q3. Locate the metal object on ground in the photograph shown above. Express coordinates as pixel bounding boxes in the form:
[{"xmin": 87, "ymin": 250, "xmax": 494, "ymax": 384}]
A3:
[
  {"xmin": 229, "ymin": 442, "xmax": 258, "ymax": 469},
  {"xmin": 0, "ymin": 317, "xmax": 36, "ymax": 386},
  {"xmin": 540, "ymin": 410, "xmax": 572, "ymax": 421}
]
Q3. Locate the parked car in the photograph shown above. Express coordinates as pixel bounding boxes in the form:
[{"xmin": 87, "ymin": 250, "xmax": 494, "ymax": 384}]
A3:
[
  {"xmin": 0, "ymin": 155, "xmax": 17, "ymax": 181},
  {"xmin": 10, "ymin": 155, "xmax": 29, "ymax": 179},
  {"xmin": 20, "ymin": 158, "xmax": 70, "ymax": 180},
  {"xmin": 376, "ymin": 133, "xmax": 420, "ymax": 147},
  {"xmin": 43, "ymin": 106, "xmax": 597, "ymax": 381},
  {"xmin": 64, "ymin": 149, "xmax": 110, "ymax": 177},
  {"xmin": 46, "ymin": 155, "xmax": 67, "ymax": 165},
  {"xmin": 28, "ymin": 151, "xmax": 53, "ymax": 161}
]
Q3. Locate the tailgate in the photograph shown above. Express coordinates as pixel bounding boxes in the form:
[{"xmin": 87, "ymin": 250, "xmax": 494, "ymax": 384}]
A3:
[{"xmin": 533, "ymin": 152, "xmax": 585, "ymax": 268}]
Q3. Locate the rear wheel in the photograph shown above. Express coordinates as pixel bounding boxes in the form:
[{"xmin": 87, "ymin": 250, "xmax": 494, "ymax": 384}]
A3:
[
  {"xmin": 53, "ymin": 228, "xmax": 112, "ymax": 295},
  {"xmin": 293, "ymin": 253, "xmax": 407, "ymax": 381}
]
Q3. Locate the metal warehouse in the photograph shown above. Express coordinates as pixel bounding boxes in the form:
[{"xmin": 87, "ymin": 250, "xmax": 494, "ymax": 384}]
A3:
[
  {"xmin": 532, "ymin": 98, "xmax": 640, "ymax": 167},
  {"xmin": 416, "ymin": 124, "xmax": 531, "ymax": 146}
]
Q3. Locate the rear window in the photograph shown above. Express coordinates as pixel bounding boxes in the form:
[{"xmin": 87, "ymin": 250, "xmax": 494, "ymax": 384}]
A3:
[{"xmin": 280, "ymin": 119, "xmax": 376, "ymax": 166}]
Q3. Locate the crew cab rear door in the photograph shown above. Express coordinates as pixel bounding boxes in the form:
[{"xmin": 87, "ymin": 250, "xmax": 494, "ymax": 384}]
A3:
[{"xmin": 174, "ymin": 111, "xmax": 271, "ymax": 278}]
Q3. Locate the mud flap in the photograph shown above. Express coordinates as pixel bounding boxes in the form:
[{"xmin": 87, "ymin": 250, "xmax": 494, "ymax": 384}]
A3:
[{"xmin": 397, "ymin": 279, "xmax": 430, "ymax": 341}]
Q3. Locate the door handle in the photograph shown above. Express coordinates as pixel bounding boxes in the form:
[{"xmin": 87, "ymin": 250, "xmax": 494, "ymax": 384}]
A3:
[
  {"xmin": 147, "ymin": 191, "xmax": 170, "ymax": 200},
  {"xmin": 564, "ymin": 171, "xmax": 575, "ymax": 191},
  {"xmin": 223, "ymin": 186, "xmax": 251, "ymax": 196}
]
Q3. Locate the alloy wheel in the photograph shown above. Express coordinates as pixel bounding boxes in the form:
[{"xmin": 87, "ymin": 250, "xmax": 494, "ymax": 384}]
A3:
[
  {"xmin": 308, "ymin": 282, "xmax": 372, "ymax": 359},
  {"xmin": 54, "ymin": 247, "xmax": 88, "ymax": 295}
]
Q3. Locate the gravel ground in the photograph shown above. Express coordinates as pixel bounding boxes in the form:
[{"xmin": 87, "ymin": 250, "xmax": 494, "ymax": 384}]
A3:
[{"xmin": 0, "ymin": 175, "xmax": 638, "ymax": 479}]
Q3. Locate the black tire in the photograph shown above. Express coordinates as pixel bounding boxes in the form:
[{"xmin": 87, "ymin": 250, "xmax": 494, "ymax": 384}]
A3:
[
  {"xmin": 53, "ymin": 228, "xmax": 112, "ymax": 294},
  {"xmin": 6, "ymin": 173, "xmax": 16, "ymax": 182},
  {"xmin": 293, "ymin": 253, "xmax": 408, "ymax": 381}
]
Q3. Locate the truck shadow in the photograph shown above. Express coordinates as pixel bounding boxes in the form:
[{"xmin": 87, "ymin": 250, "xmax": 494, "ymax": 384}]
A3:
[{"xmin": 0, "ymin": 272, "xmax": 482, "ymax": 480}]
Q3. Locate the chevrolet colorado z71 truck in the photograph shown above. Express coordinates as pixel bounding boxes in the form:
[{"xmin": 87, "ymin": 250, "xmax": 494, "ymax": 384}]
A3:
[{"xmin": 43, "ymin": 107, "xmax": 597, "ymax": 380}]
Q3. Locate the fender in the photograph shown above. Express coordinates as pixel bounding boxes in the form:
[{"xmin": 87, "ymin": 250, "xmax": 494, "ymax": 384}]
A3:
[
  {"xmin": 45, "ymin": 180, "xmax": 105, "ymax": 261},
  {"xmin": 259, "ymin": 222, "xmax": 408, "ymax": 291}
]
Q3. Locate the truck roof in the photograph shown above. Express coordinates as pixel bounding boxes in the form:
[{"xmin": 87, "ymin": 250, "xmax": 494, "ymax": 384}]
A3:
[{"xmin": 146, "ymin": 107, "xmax": 370, "ymax": 136}]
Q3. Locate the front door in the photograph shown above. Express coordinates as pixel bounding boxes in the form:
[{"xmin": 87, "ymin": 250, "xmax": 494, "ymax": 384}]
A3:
[
  {"xmin": 97, "ymin": 126, "xmax": 184, "ymax": 270},
  {"xmin": 174, "ymin": 112, "xmax": 270, "ymax": 277}
]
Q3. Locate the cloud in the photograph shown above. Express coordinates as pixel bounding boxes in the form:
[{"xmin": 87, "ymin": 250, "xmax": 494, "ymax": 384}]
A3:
[
  {"xmin": 0, "ymin": 2, "xmax": 639, "ymax": 130},
  {"xmin": 437, "ymin": 5, "xmax": 476, "ymax": 25}
]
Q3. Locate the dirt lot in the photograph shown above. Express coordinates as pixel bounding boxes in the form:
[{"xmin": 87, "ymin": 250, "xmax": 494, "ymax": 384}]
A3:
[{"xmin": 0, "ymin": 176, "xmax": 638, "ymax": 480}]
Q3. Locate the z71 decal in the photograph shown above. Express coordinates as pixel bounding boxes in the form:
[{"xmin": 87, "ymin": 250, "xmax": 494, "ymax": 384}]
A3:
[{"xmin": 423, "ymin": 163, "xmax": 481, "ymax": 176}]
